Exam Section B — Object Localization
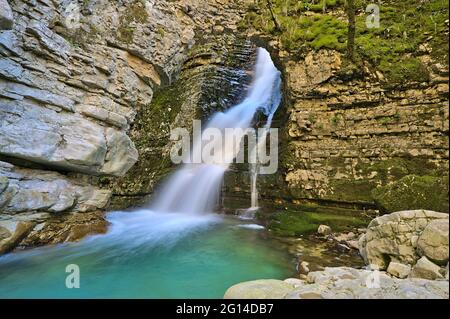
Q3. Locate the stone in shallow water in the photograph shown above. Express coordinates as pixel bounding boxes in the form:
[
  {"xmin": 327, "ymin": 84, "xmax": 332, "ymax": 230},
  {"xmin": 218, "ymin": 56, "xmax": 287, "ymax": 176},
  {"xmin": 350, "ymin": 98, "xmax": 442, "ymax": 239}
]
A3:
[{"xmin": 224, "ymin": 279, "xmax": 294, "ymax": 299}]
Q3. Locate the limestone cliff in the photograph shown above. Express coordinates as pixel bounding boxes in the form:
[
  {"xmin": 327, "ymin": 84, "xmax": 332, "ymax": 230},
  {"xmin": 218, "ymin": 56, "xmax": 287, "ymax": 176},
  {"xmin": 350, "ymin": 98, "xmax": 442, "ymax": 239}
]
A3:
[{"xmin": 223, "ymin": 0, "xmax": 449, "ymax": 218}]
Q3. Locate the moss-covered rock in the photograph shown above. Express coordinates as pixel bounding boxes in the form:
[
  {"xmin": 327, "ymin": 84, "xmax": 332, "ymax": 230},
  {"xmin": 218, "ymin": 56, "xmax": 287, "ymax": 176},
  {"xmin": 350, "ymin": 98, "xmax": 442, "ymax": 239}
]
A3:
[
  {"xmin": 372, "ymin": 175, "xmax": 449, "ymax": 213},
  {"xmin": 267, "ymin": 206, "xmax": 370, "ymax": 237}
]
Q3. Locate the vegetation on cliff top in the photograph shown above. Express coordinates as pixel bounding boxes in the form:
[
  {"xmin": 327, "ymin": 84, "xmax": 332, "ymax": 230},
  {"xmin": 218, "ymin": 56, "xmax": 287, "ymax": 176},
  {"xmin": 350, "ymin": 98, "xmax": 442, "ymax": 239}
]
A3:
[{"xmin": 239, "ymin": 0, "xmax": 449, "ymax": 83}]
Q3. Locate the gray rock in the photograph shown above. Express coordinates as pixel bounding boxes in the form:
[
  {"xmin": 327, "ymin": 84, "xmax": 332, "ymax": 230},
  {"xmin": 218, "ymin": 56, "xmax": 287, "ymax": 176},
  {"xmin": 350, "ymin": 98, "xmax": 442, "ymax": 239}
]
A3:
[
  {"xmin": 0, "ymin": 161, "xmax": 111, "ymax": 214},
  {"xmin": 283, "ymin": 278, "xmax": 306, "ymax": 288},
  {"xmin": 0, "ymin": 0, "xmax": 13, "ymax": 30},
  {"xmin": 224, "ymin": 279, "xmax": 295, "ymax": 299},
  {"xmin": 359, "ymin": 210, "xmax": 449, "ymax": 270},
  {"xmin": 102, "ymin": 127, "xmax": 139, "ymax": 176},
  {"xmin": 387, "ymin": 262, "xmax": 411, "ymax": 279},
  {"xmin": 409, "ymin": 256, "xmax": 444, "ymax": 280},
  {"xmin": 0, "ymin": 100, "xmax": 137, "ymax": 177},
  {"xmin": 0, "ymin": 175, "xmax": 8, "ymax": 193},
  {"xmin": 225, "ymin": 267, "xmax": 449, "ymax": 299},
  {"xmin": 417, "ymin": 219, "xmax": 449, "ymax": 265}
]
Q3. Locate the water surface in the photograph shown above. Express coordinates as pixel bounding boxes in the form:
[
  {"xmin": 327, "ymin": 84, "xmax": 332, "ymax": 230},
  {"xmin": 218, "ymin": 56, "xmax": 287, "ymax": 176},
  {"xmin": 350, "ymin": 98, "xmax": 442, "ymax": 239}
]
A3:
[{"xmin": 0, "ymin": 210, "xmax": 294, "ymax": 298}]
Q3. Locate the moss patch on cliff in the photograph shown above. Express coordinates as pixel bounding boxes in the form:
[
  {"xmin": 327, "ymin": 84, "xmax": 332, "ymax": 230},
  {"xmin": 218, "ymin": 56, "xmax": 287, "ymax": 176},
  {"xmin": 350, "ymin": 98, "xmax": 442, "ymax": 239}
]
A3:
[
  {"xmin": 240, "ymin": 0, "xmax": 448, "ymax": 84},
  {"xmin": 355, "ymin": 157, "xmax": 442, "ymax": 182},
  {"xmin": 268, "ymin": 208, "xmax": 368, "ymax": 237},
  {"xmin": 105, "ymin": 80, "xmax": 185, "ymax": 198},
  {"xmin": 117, "ymin": 1, "xmax": 149, "ymax": 43},
  {"xmin": 328, "ymin": 179, "xmax": 376, "ymax": 203},
  {"xmin": 372, "ymin": 174, "xmax": 449, "ymax": 213}
]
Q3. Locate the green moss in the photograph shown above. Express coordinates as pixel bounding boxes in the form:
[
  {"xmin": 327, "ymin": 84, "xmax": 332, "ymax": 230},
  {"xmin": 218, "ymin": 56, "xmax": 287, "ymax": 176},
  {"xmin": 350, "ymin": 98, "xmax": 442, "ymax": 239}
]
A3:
[
  {"xmin": 328, "ymin": 179, "xmax": 376, "ymax": 203},
  {"xmin": 372, "ymin": 174, "xmax": 449, "ymax": 213},
  {"xmin": 240, "ymin": 0, "xmax": 448, "ymax": 84},
  {"xmin": 376, "ymin": 113, "xmax": 401, "ymax": 125},
  {"xmin": 268, "ymin": 209, "xmax": 369, "ymax": 237},
  {"xmin": 355, "ymin": 157, "xmax": 440, "ymax": 181},
  {"xmin": 380, "ymin": 57, "xmax": 430, "ymax": 83},
  {"xmin": 354, "ymin": 0, "xmax": 447, "ymax": 83},
  {"xmin": 330, "ymin": 114, "xmax": 342, "ymax": 126},
  {"xmin": 156, "ymin": 26, "xmax": 165, "ymax": 37},
  {"xmin": 117, "ymin": 1, "xmax": 149, "ymax": 44}
]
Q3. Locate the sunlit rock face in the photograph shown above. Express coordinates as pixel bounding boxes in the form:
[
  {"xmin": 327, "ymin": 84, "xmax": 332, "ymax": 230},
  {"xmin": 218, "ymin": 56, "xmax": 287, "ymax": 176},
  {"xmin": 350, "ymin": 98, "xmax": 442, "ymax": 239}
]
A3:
[{"xmin": 0, "ymin": 0, "xmax": 249, "ymax": 251}]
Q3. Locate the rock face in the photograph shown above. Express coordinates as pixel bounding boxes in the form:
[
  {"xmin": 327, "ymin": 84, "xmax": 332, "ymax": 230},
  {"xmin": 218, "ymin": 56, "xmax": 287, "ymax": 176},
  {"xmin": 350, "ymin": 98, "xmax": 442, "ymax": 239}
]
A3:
[
  {"xmin": 223, "ymin": 267, "xmax": 449, "ymax": 299},
  {"xmin": 410, "ymin": 256, "xmax": 444, "ymax": 280},
  {"xmin": 417, "ymin": 219, "xmax": 449, "ymax": 265},
  {"xmin": 222, "ymin": 44, "xmax": 449, "ymax": 215},
  {"xmin": 0, "ymin": 0, "xmax": 249, "ymax": 253},
  {"xmin": 0, "ymin": 160, "xmax": 111, "ymax": 250},
  {"xmin": 387, "ymin": 262, "xmax": 411, "ymax": 279},
  {"xmin": 0, "ymin": 0, "xmax": 13, "ymax": 30},
  {"xmin": 359, "ymin": 210, "xmax": 449, "ymax": 270},
  {"xmin": 0, "ymin": 161, "xmax": 111, "ymax": 214},
  {"xmin": 281, "ymin": 49, "xmax": 449, "ymax": 208}
]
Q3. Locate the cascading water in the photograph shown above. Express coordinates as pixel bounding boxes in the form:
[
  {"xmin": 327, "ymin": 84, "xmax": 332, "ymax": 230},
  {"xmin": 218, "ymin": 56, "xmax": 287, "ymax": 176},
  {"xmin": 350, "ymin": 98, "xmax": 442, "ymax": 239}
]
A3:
[
  {"xmin": 151, "ymin": 47, "xmax": 281, "ymax": 215},
  {"xmin": 0, "ymin": 48, "xmax": 290, "ymax": 298}
]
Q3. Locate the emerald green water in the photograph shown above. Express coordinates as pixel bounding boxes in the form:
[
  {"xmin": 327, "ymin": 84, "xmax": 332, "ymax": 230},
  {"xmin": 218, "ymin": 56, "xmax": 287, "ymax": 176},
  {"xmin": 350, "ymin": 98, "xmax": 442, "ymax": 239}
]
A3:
[{"xmin": 0, "ymin": 210, "xmax": 294, "ymax": 298}]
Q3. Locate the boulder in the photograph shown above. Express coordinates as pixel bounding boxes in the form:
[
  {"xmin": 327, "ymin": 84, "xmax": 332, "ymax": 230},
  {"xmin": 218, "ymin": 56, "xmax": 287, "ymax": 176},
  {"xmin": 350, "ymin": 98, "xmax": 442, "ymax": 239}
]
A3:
[
  {"xmin": 387, "ymin": 262, "xmax": 411, "ymax": 279},
  {"xmin": 417, "ymin": 219, "xmax": 449, "ymax": 265},
  {"xmin": 225, "ymin": 267, "xmax": 449, "ymax": 299},
  {"xmin": 409, "ymin": 256, "xmax": 444, "ymax": 280},
  {"xmin": 359, "ymin": 210, "xmax": 448, "ymax": 270},
  {"xmin": 224, "ymin": 279, "xmax": 295, "ymax": 299},
  {"xmin": 0, "ymin": 0, "xmax": 13, "ymax": 30},
  {"xmin": 317, "ymin": 224, "xmax": 331, "ymax": 235}
]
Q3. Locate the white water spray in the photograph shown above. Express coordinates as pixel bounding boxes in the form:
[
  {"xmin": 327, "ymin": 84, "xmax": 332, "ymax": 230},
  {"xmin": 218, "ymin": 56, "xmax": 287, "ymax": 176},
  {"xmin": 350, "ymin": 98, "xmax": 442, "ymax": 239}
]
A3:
[{"xmin": 151, "ymin": 48, "xmax": 281, "ymax": 214}]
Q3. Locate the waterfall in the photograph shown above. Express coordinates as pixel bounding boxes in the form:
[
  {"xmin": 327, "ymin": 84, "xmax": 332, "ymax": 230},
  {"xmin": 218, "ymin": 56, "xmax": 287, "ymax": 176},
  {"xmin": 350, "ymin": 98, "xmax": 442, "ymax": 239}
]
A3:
[{"xmin": 151, "ymin": 48, "xmax": 281, "ymax": 214}]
